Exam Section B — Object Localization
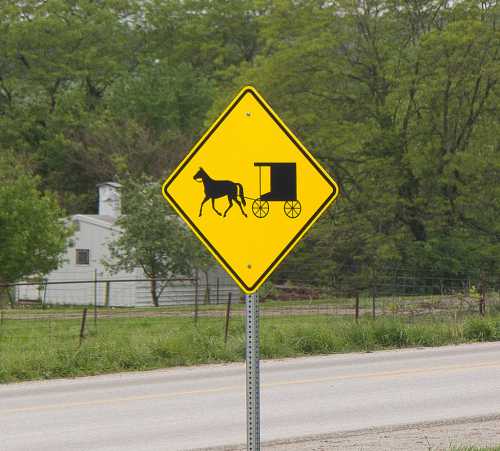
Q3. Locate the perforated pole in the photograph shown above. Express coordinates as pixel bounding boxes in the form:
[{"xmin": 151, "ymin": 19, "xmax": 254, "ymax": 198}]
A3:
[{"xmin": 245, "ymin": 292, "xmax": 260, "ymax": 450}]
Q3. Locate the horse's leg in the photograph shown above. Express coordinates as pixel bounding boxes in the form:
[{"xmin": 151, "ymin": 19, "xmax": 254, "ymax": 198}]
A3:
[
  {"xmin": 211, "ymin": 198, "xmax": 222, "ymax": 216},
  {"xmin": 223, "ymin": 197, "xmax": 233, "ymax": 217},
  {"xmin": 234, "ymin": 197, "xmax": 247, "ymax": 218},
  {"xmin": 199, "ymin": 196, "xmax": 209, "ymax": 217}
]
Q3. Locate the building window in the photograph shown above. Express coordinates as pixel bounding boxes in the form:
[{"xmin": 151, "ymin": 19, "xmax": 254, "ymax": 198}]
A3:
[{"xmin": 76, "ymin": 249, "xmax": 90, "ymax": 265}]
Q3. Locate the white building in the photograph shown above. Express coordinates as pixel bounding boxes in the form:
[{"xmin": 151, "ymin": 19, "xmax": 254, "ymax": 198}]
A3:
[{"xmin": 16, "ymin": 182, "xmax": 241, "ymax": 306}]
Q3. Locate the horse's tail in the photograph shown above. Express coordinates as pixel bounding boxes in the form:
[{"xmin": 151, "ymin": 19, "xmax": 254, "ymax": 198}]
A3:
[{"xmin": 237, "ymin": 183, "xmax": 246, "ymax": 206}]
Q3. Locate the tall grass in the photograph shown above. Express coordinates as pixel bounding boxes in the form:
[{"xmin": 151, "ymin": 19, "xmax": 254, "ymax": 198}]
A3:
[{"xmin": 0, "ymin": 314, "xmax": 499, "ymax": 383}]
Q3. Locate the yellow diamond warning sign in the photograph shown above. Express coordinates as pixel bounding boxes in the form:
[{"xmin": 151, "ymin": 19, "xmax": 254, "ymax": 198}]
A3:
[{"xmin": 162, "ymin": 86, "xmax": 339, "ymax": 293}]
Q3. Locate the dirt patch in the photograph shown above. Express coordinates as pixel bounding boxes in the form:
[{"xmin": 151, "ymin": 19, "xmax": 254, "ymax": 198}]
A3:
[{"xmin": 264, "ymin": 415, "xmax": 500, "ymax": 451}]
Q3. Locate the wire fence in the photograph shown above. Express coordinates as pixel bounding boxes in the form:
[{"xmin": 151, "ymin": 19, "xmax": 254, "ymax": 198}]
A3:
[
  {"xmin": 6, "ymin": 270, "xmax": 240, "ymax": 308},
  {"xmin": 0, "ymin": 266, "xmax": 499, "ymax": 354}
]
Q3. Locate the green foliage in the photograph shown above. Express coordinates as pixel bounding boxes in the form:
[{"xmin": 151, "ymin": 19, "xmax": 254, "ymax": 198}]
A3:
[
  {"xmin": 0, "ymin": 153, "xmax": 71, "ymax": 288},
  {"xmin": 105, "ymin": 176, "xmax": 212, "ymax": 306},
  {"xmin": 235, "ymin": 0, "xmax": 500, "ymax": 286},
  {"xmin": 108, "ymin": 61, "xmax": 213, "ymax": 135},
  {"xmin": 463, "ymin": 317, "xmax": 497, "ymax": 341},
  {"xmin": 0, "ymin": 0, "xmax": 498, "ymax": 284}
]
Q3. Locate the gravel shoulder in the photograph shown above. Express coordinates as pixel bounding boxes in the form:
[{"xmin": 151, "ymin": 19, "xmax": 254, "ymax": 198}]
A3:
[{"xmin": 205, "ymin": 415, "xmax": 500, "ymax": 451}]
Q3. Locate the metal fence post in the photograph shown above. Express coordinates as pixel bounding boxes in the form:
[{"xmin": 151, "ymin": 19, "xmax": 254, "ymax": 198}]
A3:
[
  {"xmin": 194, "ymin": 270, "xmax": 199, "ymax": 324},
  {"xmin": 224, "ymin": 292, "xmax": 232, "ymax": 344},
  {"xmin": 194, "ymin": 270, "xmax": 199, "ymax": 304},
  {"xmin": 93, "ymin": 269, "xmax": 98, "ymax": 330},
  {"xmin": 246, "ymin": 292, "xmax": 260, "ymax": 450}
]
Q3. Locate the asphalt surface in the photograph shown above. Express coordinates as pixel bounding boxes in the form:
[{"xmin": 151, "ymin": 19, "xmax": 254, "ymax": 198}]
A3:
[{"xmin": 1, "ymin": 342, "xmax": 499, "ymax": 451}]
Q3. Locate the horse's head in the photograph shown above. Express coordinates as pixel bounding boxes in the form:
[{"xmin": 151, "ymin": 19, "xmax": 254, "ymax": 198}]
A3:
[{"xmin": 193, "ymin": 167, "xmax": 206, "ymax": 181}]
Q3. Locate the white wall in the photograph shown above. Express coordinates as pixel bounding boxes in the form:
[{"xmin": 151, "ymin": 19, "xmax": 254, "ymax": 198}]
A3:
[
  {"xmin": 21, "ymin": 214, "xmax": 242, "ymax": 307},
  {"xmin": 44, "ymin": 216, "xmax": 136, "ymax": 306}
]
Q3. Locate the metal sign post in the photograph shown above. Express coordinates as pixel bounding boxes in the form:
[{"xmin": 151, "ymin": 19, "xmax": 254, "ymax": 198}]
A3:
[{"xmin": 245, "ymin": 292, "xmax": 260, "ymax": 450}]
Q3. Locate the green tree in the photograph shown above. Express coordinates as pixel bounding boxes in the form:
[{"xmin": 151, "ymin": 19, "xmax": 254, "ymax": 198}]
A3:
[
  {"xmin": 232, "ymin": 0, "xmax": 500, "ymax": 288},
  {"xmin": 0, "ymin": 153, "xmax": 71, "ymax": 304},
  {"xmin": 144, "ymin": 0, "xmax": 264, "ymax": 78},
  {"xmin": 0, "ymin": 0, "xmax": 141, "ymax": 212},
  {"xmin": 105, "ymin": 177, "xmax": 203, "ymax": 307}
]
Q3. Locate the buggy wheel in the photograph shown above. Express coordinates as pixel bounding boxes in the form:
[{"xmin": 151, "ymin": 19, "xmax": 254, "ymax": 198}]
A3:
[
  {"xmin": 252, "ymin": 199, "xmax": 269, "ymax": 218},
  {"xmin": 284, "ymin": 200, "xmax": 301, "ymax": 218}
]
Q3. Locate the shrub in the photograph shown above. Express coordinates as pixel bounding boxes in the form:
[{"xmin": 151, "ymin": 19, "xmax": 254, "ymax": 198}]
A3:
[
  {"xmin": 373, "ymin": 320, "xmax": 409, "ymax": 347},
  {"xmin": 463, "ymin": 317, "xmax": 496, "ymax": 341}
]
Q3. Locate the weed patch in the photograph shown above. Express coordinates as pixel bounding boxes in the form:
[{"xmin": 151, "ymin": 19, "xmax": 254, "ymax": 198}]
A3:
[{"xmin": 0, "ymin": 314, "xmax": 498, "ymax": 383}]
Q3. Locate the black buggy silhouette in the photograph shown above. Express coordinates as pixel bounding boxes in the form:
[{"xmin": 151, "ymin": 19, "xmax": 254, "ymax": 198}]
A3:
[{"xmin": 251, "ymin": 162, "xmax": 301, "ymax": 219}]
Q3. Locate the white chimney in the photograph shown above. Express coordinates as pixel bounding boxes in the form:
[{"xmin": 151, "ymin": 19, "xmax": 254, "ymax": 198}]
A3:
[{"xmin": 97, "ymin": 182, "xmax": 121, "ymax": 218}]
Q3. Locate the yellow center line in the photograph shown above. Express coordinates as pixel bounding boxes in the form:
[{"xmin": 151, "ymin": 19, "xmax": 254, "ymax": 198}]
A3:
[{"xmin": 2, "ymin": 361, "xmax": 499, "ymax": 415}]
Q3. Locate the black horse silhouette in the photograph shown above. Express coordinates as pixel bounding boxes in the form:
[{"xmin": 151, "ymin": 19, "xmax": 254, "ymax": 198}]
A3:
[{"xmin": 193, "ymin": 168, "xmax": 247, "ymax": 218}]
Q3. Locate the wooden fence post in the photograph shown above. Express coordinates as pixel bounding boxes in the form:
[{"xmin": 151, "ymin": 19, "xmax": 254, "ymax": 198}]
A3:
[
  {"xmin": 104, "ymin": 281, "xmax": 110, "ymax": 307},
  {"xmin": 372, "ymin": 286, "xmax": 376, "ymax": 320},
  {"xmin": 42, "ymin": 278, "xmax": 48, "ymax": 309},
  {"xmin": 79, "ymin": 308, "xmax": 88, "ymax": 346},
  {"xmin": 355, "ymin": 292, "xmax": 360, "ymax": 322},
  {"xmin": 479, "ymin": 288, "xmax": 486, "ymax": 317}
]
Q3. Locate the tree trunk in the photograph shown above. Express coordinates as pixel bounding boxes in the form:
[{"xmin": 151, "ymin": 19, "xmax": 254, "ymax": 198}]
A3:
[
  {"xmin": 0, "ymin": 278, "xmax": 13, "ymax": 308},
  {"xmin": 479, "ymin": 286, "xmax": 486, "ymax": 317},
  {"xmin": 478, "ymin": 274, "xmax": 487, "ymax": 317},
  {"xmin": 150, "ymin": 278, "xmax": 159, "ymax": 307},
  {"xmin": 0, "ymin": 287, "xmax": 8, "ymax": 309}
]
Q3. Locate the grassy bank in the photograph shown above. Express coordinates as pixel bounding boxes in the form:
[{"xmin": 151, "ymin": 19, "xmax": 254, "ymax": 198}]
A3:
[{"xmin": 1, "ymin": 313, "xmax": 499, "ymax": 383}]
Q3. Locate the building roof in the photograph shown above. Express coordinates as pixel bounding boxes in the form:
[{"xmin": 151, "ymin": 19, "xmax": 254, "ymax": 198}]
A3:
[
  {"xmin": 72, "ymin": 214, "xmax": 120, "ymax": 231},
  {"xmin": 96, "ymin": 182, "xmax": 121, "ymax": 188},
  {"xmin": 82, "ymin": 214, "xmax": 116, "ymax": 223}
]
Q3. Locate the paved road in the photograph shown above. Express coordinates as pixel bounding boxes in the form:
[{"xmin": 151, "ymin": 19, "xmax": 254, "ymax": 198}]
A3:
[{"xmin": 1, "ymin": 342, "xmax": 499, "ymax": 451}]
